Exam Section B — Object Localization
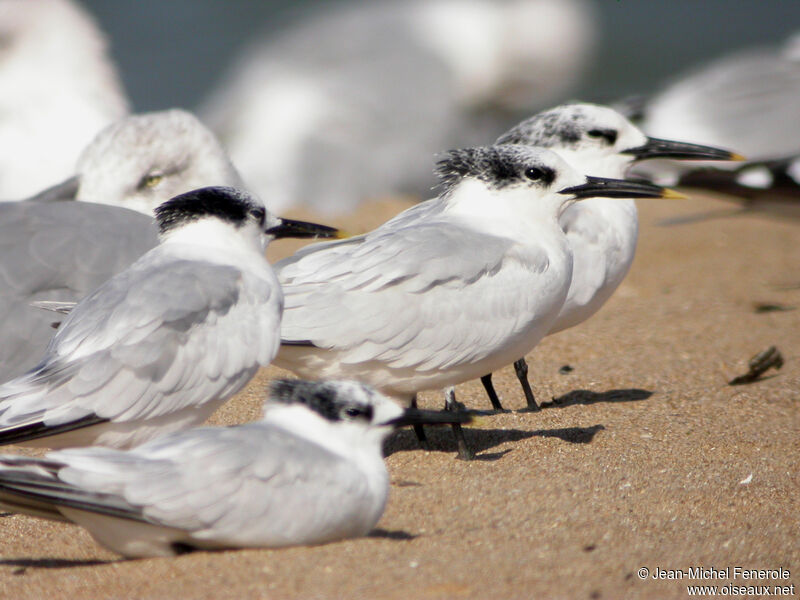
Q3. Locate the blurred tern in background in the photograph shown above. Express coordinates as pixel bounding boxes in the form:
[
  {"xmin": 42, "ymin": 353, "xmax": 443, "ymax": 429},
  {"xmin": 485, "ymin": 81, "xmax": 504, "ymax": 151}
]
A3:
[
  {"xmin": 477, "ymin": 103, "xmax": 742, "ymax": 409},
  {"xmin": 0, "ymin": 0, "xmax": 128, "ymax": 198},
  {"xmin": 0, "ymin": 187, "xmax": 339, "ymax": 450},
  {"xmin": 0, "ymin": 109, "xmax": 245, "ymax": 380},
  {"xmin": 275, "ymin": 144, "xmax": 674, "ymax": 459},
  {"xmin": 616, "ymin": 31, "xmax": 800, "ymax": 200},
  {"xmin": 0, "ymin": 379, "xmax": 470, "ymax": 558},
  {"xmin": 202, "ymin": 0, "xmax": 596, "ymax": 215}
]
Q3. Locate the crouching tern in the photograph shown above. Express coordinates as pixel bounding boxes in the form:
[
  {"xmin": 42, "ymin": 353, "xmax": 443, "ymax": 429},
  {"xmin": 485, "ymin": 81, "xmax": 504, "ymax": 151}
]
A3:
[
  {"xmin": 0, "ymin": 379, "xmax": 470, "ymax": 558},
  {"xmin": 0, "ymin": 186, "xmax": 339, "ymax": 449},
  {"xmin": 275, "ymin": 144, "xmax": 677, "ymax": 459},
  {"xmin": 478, "ymin": 103, "xmax": 742, "ymax": 410}
]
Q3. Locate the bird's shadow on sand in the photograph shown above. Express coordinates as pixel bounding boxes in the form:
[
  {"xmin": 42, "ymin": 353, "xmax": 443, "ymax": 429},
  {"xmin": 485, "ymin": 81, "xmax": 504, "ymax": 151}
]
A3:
[
  {"xmin": 543, "ymin": 388, "xmax": 653, "ymax": 409},
  {"xmin": 385, "ymin": 388, "xmax": 653, "ymax": 459},
  {"xmin": 385, "ymin": 423, "xmax": 605, "ymax": 459},
  {"xmin": 368, "ymin": 528, "xmax": 417, "ymax": 541},
  {"xmin": 0, "ymin": 558, "xmax": 116, "ymax": 570}
]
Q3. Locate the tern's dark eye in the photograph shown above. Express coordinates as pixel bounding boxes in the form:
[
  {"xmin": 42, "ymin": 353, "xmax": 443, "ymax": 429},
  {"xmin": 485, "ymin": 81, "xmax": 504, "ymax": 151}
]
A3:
[
  {"xmin": 523, "ymin": 166, "xmax": 555, "ymax": 186},
  {"xmin": 249, "ymin": 207, "xmax": 266, "ymax": 227},
  {"xmin": 524, "ymin": 167, "xmax": 545, "ymax": 181},
  {"xmin": 587, "ymin": 129, "xmax": 618, "ymax": 145},
  {"xmin": 340, "ymin": 405, "xmax": 374, "ymax": 421}
]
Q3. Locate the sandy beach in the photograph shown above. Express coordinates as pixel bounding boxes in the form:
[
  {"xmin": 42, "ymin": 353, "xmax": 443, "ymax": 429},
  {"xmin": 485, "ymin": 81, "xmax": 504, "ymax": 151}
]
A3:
[{"xmin": 1, "ymin": 192, "xmax": 798, "ymax": 599}]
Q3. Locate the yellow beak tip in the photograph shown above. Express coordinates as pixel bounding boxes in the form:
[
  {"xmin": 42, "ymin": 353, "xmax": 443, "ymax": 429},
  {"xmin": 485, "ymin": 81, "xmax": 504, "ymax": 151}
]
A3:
[
  {"xmin": 661, "ymin": 188, "xmax": 688, "ymax": 200},
  {"xmin": 334, "ymin": 230, "xmax": 352, "ymax": 239},
  {"xmin": 470, "ymin": 415, "xmax": 488, "ymax": 427},
  {"xmin": 729, "ymin": 152, "xmax": 747, "ymax": 162}
]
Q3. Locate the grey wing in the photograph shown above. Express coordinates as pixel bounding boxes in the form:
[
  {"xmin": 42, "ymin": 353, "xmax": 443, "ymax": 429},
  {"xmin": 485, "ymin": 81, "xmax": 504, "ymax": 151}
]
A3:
[
  {"xmin": 0, "ymin": 251, "xmax": 280, "ymax": 438},
  {"xmin": 23, "ymin": 175, "xmax": 81, "ymax": 203},
  {"xmin": 44, "ymin": 425, "xmax": 377, "ymax": 543},
  {"xmin": 0, "ymin": 202, "xmax": 158, "ymax": 380},
  {"xmin": 273, "ymin": 199, "xmax": 442, "ymax": 276},
  {"xmin": 280, "ymin": 221, "xmax": 551, "ymax": 370}
]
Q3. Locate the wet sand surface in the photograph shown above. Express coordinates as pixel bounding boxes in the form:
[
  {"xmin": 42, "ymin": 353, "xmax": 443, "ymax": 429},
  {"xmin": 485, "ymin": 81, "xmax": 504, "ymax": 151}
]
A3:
[{"xmin": 1, "ymin": 193, "xmax": 798, "ymax": 599}]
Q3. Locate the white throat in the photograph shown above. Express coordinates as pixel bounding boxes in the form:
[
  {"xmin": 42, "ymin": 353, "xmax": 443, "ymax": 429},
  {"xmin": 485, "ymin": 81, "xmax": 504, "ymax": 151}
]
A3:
[
  {"xmin": 444, "ymin": 178, "xmax": 568, "ymax": 241},
  {"xmin": 262, "ymin": 405, "xmax": 385, "ymax": 462},
  {"xmin": 160, "ymin": 218, "xmax": 265, "ymax": 261}
]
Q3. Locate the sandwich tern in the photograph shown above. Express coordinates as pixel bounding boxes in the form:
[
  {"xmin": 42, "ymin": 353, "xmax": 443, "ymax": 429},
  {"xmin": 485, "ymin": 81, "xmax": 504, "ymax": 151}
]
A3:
[
  {"xmin": 275, "ymin": 144, "xmax": 674, "ymax": 459},
  {"xmin": 478, "ymin": 103, "xmax": 742, "ymax": 409},
  {"xmin": 0, "ymin": 379, "xmax": 470, "ymax": 558},
  {"xmin": 0, "ymin": 186, "xmax": 339, "ymax": 449},
  {"xmin": 0, "ymin": 109, "xmax": 245, "ymax": 380}
]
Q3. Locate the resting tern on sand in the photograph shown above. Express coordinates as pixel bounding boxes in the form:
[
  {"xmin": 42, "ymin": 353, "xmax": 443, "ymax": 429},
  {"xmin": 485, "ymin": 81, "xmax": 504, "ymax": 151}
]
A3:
[
  {"xmin": 0, "ymin": 379, "xmax": 470, "ymax": 558},
  {"xmin": 0, "ymin": 109, "xmax": 245, "ymax": 380},
  {"xmin": 275, "ymin": 144, "xmax": 676, "ymax": 459},
  {"xmin": 0, "ymin": 187, "xmax": 339, "ymax": 449},
  {"xmin": 476, "ymin": 103, "xmax": 742, "ymax": 410}
]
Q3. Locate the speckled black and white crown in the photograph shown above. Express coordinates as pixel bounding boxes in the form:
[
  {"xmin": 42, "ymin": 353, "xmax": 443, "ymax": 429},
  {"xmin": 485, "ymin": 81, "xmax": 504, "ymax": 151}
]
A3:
[
  {"xmin": 269, "ymin": 379, "xmax": 377, "ymax": 423},
  {"xmin": 435, "ymin": 145, "xmax": 557, "ymax": 195},
  {"xmin": 496, "ymin": 103, "xmax": 619, "ymax": 148},
  {"xmin": 154, "ymin": 186, "xmax": 265, "ymax": 235}
]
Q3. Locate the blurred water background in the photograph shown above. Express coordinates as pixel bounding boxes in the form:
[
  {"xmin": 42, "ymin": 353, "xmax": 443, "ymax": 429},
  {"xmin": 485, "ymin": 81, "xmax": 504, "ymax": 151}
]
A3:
[{"xmin": 82, "ymin": 0, "xmax": 800, "ymax": 112}]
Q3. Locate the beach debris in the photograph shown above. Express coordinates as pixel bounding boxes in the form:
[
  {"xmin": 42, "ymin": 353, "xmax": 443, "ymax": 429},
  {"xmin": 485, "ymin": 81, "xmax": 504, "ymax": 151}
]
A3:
[
  {"xmin": 728, "ymin": 346, "xmax": 784, "ymax": 385},
  {"xmin": 753, "ymin": 302, "xmax": 795, "ymax": 313}
]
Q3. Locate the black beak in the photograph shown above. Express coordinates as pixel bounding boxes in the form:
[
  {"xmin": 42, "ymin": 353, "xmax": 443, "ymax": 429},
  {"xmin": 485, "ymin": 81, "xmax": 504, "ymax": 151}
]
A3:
[
  {"xmin": 383, "ymin": 408, "xmax": 473, "ymax": 429},
  {"xmin": 25, "ymin": 175, "xmax": 81, "ymax": 203},
  {"xmin": 265, "ymin": 218, "xmax": 345, "ymax": 240},
  {"xmin": 559, "ymin": 176, "xmax": 685, "ymax": 200},
  {"xmin": 622, "ymin": 137, "xmax": 745, "ymax": 162}
]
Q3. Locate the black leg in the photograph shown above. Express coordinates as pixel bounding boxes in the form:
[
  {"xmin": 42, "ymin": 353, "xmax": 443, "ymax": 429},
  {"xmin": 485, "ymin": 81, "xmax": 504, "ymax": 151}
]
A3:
[
  {"xmin": 480, "ymin": 374, "xmax": 504, "ymax": 411},
  {"xmin": 410, "ymin": 394, "xmax": 430, "ymax": 450},
  {"xmin": 445, "ymin": 387, "xmax": 475, "ymax": 461},
  {"xmin": 514, "ymin": 358, "xmax": 539, "ymax": 410}
]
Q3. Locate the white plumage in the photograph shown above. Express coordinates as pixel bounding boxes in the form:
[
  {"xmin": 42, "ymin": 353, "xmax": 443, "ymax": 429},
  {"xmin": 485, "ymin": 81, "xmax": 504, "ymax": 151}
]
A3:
[
  {"xmin": 0, "ymin": 379, "xmax": 467, "ymax": 557},
  {"xmin": 478, "ymin": 103, "xmax": 738, "ymax": 408},
  {"xmin": 275, "ymin": 145, "xmax": 669, "ymax": 410},
  {"xmin": 0, "ymin": 186, "xmax": 338, "ymax": 449}
]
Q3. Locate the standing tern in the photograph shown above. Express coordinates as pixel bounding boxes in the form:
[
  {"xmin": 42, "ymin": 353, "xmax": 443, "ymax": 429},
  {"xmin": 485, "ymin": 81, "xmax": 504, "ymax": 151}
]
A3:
[
  {"xmin": 478, "ymin": 103, "xmax": 742, "ymax": 409},
  {"xmin": 0, "ymin": 186, "xmax": 339, "ymax": 449},
  {"xmin": 0, "ymin": 109, "xmax": 245, "ymax": 380},
  {"xmin": 0, "ymin": 379, "xmax": 470, "ymax": 558},
  {"xmin": 275, "ymin": 144, "xmax": 675, "ymax": 459}
]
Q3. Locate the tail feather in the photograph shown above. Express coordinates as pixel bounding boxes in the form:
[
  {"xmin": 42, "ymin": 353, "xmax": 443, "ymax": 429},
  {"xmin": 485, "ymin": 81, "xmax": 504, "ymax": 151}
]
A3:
[
  {"xmin": 0, "ymin": 455, "xmax": 145, "ymax": 522},
  {"xmin": 0, "ymin": 456, "xmax": 68, "ymax": 521},
  {"xmin": 0, "ymin": 414, "xmax": 108, "ymax": 447}
]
